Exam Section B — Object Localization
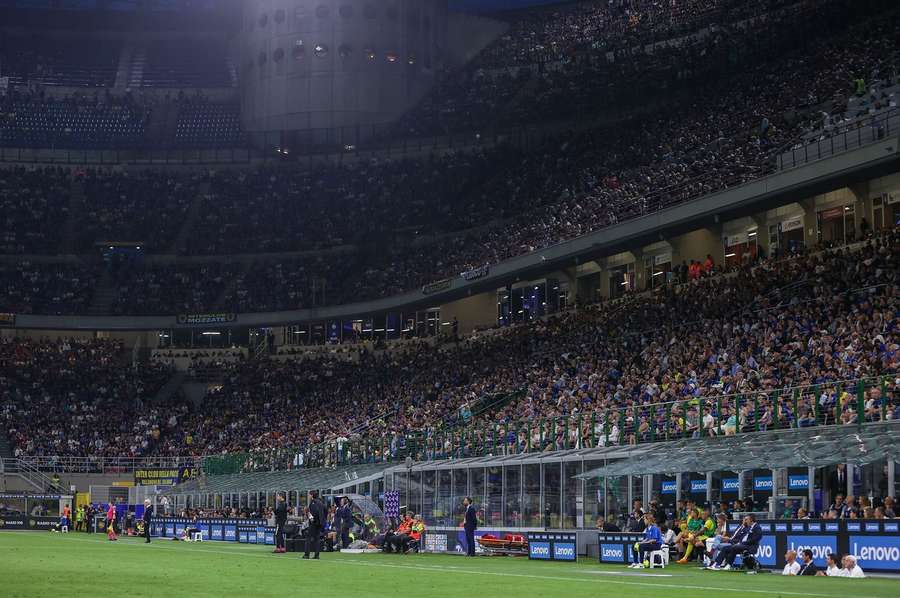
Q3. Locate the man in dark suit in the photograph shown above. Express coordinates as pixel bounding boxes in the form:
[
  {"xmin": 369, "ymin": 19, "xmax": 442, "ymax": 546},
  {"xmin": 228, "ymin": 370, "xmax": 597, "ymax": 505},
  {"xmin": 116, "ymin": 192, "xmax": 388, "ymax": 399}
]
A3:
[
  {"xmin": 337, "ymin": 497, "xmax": 353, "ymax": 550},
  {"xmin": 798, "ymin": 549, "xmax": 819, "ymax": 576},
  {"xmin": 273, "ymin": 493, "xmax": 288, "ymax": 554},
  {"xmin": 304, "ymin": 491, "xmax": 325, "ymax": 559},
  {"xmin": 463, "ymin": 497, "xmax": 477, "ymax": 557},
  {"xmin": 711, "ymin": 514, "xmax": 762, "ymax": 570},
  {"xmin": 142, "ymin": 499, "xmax": 153, "ymax": 544}
]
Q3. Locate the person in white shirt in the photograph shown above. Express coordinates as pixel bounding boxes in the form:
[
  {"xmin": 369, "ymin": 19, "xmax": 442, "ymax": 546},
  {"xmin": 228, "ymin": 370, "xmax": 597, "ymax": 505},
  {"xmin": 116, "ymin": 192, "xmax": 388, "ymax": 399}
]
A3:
[
  {"xmin": 818, "ymin": 553, "xmax": 842, "ymax": 576},
  {"xmin": 782, "ymin": 550, "xmax": 801, "ymax": 575},
  {"xmin": 840, "ymin": 555, "xmax": 866, "ymax": 578}
]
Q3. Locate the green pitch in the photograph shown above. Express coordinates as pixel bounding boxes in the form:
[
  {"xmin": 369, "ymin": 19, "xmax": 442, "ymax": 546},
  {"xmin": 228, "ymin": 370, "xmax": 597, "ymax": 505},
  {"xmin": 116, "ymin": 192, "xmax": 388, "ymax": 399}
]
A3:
[{"xmin": 1, "ymin": 532, "xmax": 898, "ymax": 598}]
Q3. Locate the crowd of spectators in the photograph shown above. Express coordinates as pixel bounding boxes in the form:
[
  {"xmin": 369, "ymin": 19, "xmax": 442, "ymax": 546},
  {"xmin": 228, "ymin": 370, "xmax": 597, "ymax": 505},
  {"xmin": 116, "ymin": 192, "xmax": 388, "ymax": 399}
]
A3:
[
  {"xmin": 5, "ymin": 230, "xmax": 893, "ymax": 464},
  {"xmin": 0, "ymin": 5, "xmax": 896, "ymax": 317},
  {"xmin": 0, "ymin": 166, "xmax": 70, "ymax": 254},
  {"xmin": 0, "ymin": 338, "xmax": 177, "ymax": 459},
  {"xmin": 0, "ymin": 261, "xmax": 97, "ymax": 315},
  {"xmin": 77, "ymin": 169, "xmax": 199, "ymax": 252}
]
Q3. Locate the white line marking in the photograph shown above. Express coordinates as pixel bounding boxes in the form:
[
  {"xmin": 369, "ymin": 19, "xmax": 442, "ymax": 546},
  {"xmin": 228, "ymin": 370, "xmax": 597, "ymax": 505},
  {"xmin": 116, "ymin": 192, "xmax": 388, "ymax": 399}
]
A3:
[{"xmin": 0, "ymin": 532, "xmax": 883, "ymax": 598}]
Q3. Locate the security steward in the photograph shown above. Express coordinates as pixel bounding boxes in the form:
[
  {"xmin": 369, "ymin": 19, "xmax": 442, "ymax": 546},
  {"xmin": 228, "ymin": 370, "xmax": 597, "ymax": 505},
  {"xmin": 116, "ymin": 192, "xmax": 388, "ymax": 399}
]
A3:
[
  {"xmin": 274, "ymin": 493, "xmax": 288, "ymax": 553},
  {"xmin": 303, "ymin": 491, "xmax": 325, "ymax": 559}
]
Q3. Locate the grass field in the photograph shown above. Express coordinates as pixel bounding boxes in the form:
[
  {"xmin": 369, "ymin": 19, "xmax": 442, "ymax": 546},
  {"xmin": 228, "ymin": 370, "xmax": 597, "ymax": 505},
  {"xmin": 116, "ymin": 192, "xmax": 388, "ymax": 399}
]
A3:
[{"xmin": 1, "ymin": 532, "xmax": 898, "ymax": 598}]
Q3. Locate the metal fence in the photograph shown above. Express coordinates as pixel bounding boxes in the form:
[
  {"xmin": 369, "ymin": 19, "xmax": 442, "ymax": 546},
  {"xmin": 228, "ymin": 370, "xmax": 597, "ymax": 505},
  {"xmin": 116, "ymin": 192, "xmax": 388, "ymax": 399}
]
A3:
[
  {"xmin": 777, "ymin": 107, "xmax": 900, "ymax": 170},
  {"xmin": 203, "ymin": 375, "xmax": 897, "ymax": 474},
  {"xmin": 16, "ymin": 455, "xmax": 203, "ymax": 475}
]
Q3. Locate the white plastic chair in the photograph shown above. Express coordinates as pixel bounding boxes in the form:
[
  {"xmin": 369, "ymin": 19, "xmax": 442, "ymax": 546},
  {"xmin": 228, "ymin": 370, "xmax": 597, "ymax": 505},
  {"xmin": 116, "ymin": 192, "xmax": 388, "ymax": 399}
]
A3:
[
  {"xmin": 649, "ymin": 545, "xmax": 669, "ymax": 568},
  {"xmin": 191, "ymin": 531, "xmax": 203, "ymax": 542}
]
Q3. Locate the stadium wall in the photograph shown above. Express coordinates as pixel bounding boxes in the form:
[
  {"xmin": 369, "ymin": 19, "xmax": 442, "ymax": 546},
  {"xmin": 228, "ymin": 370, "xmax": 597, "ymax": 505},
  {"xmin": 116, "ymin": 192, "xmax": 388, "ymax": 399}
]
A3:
[{"xmin": 239, "ymin": 0, "xmax": 447, "ymax": 135}]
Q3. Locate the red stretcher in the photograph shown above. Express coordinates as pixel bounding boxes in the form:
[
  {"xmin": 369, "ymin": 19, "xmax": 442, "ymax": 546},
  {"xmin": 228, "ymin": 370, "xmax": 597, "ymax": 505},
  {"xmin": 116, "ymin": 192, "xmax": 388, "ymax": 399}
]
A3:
[{"xmin": 477, "ymin": 533, "xmax": 529, "ymax": 556}]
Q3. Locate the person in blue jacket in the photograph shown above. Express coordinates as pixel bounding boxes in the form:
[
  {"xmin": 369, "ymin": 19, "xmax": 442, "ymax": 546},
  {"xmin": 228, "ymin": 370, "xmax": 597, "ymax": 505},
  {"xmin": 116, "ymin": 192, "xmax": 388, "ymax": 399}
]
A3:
[{"xmin": 630, "ymin": 514, "xmax": 662, "ymax": 568}]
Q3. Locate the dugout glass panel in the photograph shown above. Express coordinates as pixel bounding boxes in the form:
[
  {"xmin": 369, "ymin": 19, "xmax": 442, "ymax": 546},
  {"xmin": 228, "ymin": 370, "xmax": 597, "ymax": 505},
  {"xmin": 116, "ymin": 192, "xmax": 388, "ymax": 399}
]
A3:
[
  {"xmin": 543, "ymin": 462, "xmax": 561, "ymax": 529},
  {"xmin": 422, "ymin": 470, "xmax": 435, "ymax": 525},
  {"xmin": 503, "ymin": 465, "xmax": 522, "ymax": 527},
  {"xmin": 563, "ymin": 460, "xmax": 582, "ymax": 529},
  {"xmin": 471, "ymin": 467, "xmax": 486, "ymax": 518},
  {"xmin": 523, "ymin": 463, "xmax": 541, "ymax": 527},
  {"xmin": 486, "ymin": 466, "xmax": 502, "ymax": 527},
  {"xmin": 452, "ymin": 468, "xmax": 467, "ymax": 525},
  {"xmin": 436, "ymin": 469, "xmax": 452, "ymax": 526}
]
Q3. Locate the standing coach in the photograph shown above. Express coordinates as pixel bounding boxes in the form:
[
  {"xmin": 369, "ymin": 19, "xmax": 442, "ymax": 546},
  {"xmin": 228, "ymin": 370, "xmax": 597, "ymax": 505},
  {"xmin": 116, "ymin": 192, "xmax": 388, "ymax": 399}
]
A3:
[
  {"xmin": 463, "ymin": 497, "xmax": 477, "ymax": 557},
  {"xmin": 142, "ymin": 499, "xmax": 153, "ymax": 544},
  {"xmin": 303, "ymin": 491, "xmax": 325, "ymax": 559},
  {"xmin": 274, "ymin": 493, "xmax": 287, "ymax": 554}
]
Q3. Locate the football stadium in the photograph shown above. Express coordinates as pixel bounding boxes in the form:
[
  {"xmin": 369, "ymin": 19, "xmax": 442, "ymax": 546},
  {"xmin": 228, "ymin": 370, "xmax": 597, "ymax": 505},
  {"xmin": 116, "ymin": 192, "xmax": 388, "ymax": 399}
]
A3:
[{"xmin": 1, "ymin": 0, "xmax": 900, "ymax": 596}]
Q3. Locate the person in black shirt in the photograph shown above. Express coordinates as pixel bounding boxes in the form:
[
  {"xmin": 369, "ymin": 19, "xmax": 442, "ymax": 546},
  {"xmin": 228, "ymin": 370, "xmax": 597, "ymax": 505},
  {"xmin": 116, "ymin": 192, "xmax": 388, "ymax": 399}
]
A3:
[
  {"xmin": 142, "ymin": 499, "xmax": 153, "ymax": 544},
  {"xmin": 649, "ymin": 500, "xmax": 667, "ymax": 527},
  {"xmin": 627, "ymin": 499, "xmax": 646, "ymax": 532},
  {"xmin": 596, "ymin": 516, "xmax": 620, "ymax": 532},
  {"xmin": 273, "ymin": 493, "xmax": 288, "ymax": 554},
  {"xmin": 303, "ymin": 491, "xmax": 325, "ymax": 559},
  {"xmin": 798, "ymin": 549, "xmax": 819, "ymax": 575}
]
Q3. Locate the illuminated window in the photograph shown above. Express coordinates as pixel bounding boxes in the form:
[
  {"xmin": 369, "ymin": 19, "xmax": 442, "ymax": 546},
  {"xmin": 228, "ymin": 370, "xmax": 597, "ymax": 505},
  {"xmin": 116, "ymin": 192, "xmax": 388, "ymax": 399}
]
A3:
[
  {"xmin": 407, "ymin": 55, "xmax": 416, "ymax": 65},
  {"xmin": 386, "ymin": 52, "xmax": 398, "ymax": 63},
  {"xmin": 364, "ymin": 47, "xmax": 376, "ymax": 60},
  {"xmin": 314, "ymin": 44, "xmax": 329, "ymax": 58}
]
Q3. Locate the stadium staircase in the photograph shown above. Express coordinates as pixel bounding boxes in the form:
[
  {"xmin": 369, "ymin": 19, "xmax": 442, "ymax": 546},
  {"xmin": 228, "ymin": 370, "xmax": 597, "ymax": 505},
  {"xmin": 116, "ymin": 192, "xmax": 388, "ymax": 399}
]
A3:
[
  {"xmin": 212, "ymin": 259, "xmax": 255, "ymax": 311},
  {"xmin": 143, "ymin": 102, "xmax": 179, "ymax": 148},
  {"xmin": 87, "ymin": 269, "xmax": 120, "ymax": 315},
  {"xmin": 0, "ymin": 458, "xmax": 56, "ymax": 493},
  {"xmin": 152, "ymin": 370, "xmax": 188, "ymax": 404},
  {"xmin": 127, "ymin": 44, "xmax": 146, "ymax": 88},
  {"xmin": 60, "ymin": 176, "xmax": 85, "ymax": 254},
  {"xmin": 114, "ymin": 41, "xmax": 135, "ymax": 89},
  {"xmin": 0, "ymin": 432, "xmax": 14, "ymax": 460},
  {"xmin": 170, "ymin": 180, "xmax": 210, "ymax": 254}
]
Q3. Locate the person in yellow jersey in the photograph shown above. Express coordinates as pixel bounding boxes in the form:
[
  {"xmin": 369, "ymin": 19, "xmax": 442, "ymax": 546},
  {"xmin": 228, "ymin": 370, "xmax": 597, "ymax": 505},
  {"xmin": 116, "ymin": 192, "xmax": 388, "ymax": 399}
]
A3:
[{"xmin": 678, "ymin": 508, "xmax": 715, "ymax": 564}]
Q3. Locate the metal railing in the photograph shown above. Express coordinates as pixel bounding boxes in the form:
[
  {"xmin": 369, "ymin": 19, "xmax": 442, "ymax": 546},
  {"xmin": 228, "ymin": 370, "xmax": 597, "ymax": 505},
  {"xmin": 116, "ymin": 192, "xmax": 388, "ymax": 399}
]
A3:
[
  {"xmin": 202, "ymin": 375, "xmax": 897, "ymax": 474},
  {"xmin": 1, "ymin": 458, "xmax": 58, "ymax": 491},
  {"xmin": 13, "ymin": 455, "xmax": 203, "ymax": 475},
  {"xmin": 777, "ymin": 106, "xmax": 900, "ymax": 170}
]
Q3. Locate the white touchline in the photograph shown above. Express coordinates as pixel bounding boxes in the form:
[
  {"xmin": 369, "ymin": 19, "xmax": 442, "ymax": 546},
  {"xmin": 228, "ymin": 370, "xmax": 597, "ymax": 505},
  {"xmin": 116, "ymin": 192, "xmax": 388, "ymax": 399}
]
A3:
[{"xmin": 0, "ymin": 533, "xmax": 881, "ymax": 598}]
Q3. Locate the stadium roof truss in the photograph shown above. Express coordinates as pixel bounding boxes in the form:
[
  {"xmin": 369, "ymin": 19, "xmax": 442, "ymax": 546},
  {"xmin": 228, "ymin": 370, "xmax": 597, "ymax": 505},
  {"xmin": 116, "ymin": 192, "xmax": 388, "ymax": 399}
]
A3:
[
  {"xmin": 380, "ymin": 421, "xmax": 900, "ymax": 478},
  {"xmin": 163, "ymin": 423, "xmax": 900, "ymax": 498},
  {"xmin": 161, "ymin": 462, "xmax": 390, "ymax": 497},
  {"xmin": 576, "ymin": 422, "xmax": 900, "ymax": 479}
]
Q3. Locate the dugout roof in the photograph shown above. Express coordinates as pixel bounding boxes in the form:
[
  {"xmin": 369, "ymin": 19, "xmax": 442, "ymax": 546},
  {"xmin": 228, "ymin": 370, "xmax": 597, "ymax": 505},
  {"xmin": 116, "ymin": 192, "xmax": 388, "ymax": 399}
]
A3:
[
  {"xmin": 162, "ymin": 462, "xmax": 390, "ymax": 496},
  {"xmin": 577, "ymin": 421, "xmax": 900, "ymax": 478}
]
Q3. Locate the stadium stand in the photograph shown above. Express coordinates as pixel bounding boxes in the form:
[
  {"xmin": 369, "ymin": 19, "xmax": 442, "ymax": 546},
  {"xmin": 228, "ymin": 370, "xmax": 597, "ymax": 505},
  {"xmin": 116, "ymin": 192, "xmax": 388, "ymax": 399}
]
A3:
[
  {"xmin": 0, "ymin": 32, "xmax": 121, "ymax": 87},
  {"xmin": 132, "ymin": 39, "xmax": 235, "ymax": 89},
  {"xmin": 3, "ymin": 230, "xmax": 896, "ymax": 461}
]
